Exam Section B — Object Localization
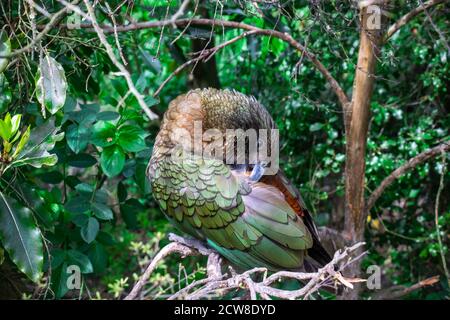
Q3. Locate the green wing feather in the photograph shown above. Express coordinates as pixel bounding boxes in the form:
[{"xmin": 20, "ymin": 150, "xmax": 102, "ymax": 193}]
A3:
[{"xmin": 150, "ymin": 155, "xmax": 313, "ymax": 271}]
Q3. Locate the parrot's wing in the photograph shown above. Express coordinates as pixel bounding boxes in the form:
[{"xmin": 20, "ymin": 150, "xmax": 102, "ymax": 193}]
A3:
[
  {"xmin": 260, "ymin": 171, "xmax": 332, "ymax": 268},
  {"xmin": 152, "ymin": 155, "xmax": 316, "ymax": 270}
]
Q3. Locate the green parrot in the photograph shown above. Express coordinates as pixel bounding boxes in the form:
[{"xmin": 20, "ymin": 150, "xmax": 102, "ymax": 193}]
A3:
[{"xmin": 147, "ymin": 88, "xmax": 331, "ymax": 271}]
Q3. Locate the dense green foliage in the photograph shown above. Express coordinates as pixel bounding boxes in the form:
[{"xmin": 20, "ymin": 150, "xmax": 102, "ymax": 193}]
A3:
[{"xmin": 0, "ymin": 0, "xmax": 448, "ymax": 299}]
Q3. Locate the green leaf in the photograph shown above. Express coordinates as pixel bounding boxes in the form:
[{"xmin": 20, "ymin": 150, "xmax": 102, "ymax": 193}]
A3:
[
  {"xmin": 10, "ymin": 114, "xmax": 21, "ymax": 137},
  {"xmin": 92, "ymin": 202, "xmax": 113, "ymax": 220},
  {"xmin": 139, "ymin": 47, "xmax": 161, "ymax": 74},
  {"xmin": 0, "ymin": 112, "xmax": 13, "ymax": 140},
  {"xmin": 11, "ymin": 125, "xmax": 30, "ymax": 159},
  {"xmin": 67, "ymin": 153, "xmax": 97, "ymax": 168},
  {"xmin": 117, "ymin": 125, "xmax": 147, "ymax": 152},
  {"xmin": 51, "ymin": 262, "xmax": 70, "ymax": 298},
  {"xmin": 0, "ymin": 28, "xmax": 11, "ymax": 73},
  {"xmin": 0, "ymin": 73, "xmax": 12, "ymax": 113},
  {"xmin": 66, "ymin": 123, "xmax": 91, "ymax": 153},
  {"xmin": 49, "ymin": 248, "xmax": 65, "ymax": 270},
  {"xmin": 80, "ymin": 217, "xmax": 99, "ymax": 244},
  {"xmin": 309, "ymin": 123, "xmax": 324, "ymax": 132},
  {"xmin": 92, "ymin": 121, "xmax": 116, "ymax": 147},
  {"xmin": 7, "ymin": 119, "xmax": 63, "ymax": 171},
  {"xmin": 66, "ymin": 249, "xmax": 93, "ymax": 274},
  {"xmin": 16, "ymin": 184, "xmax": 55, "ymax": 230},
  {"xmin": 65, "ymin": 195, "xmax": 91, "ymax": 214},
  {"xmin": 87, "ymin": 242, "xmax": 107, "ymax": 274},
  {"xmin": 135, "ymin": 161, "xmax": 150, "ymax": 194},
  {"xmin": 120, "ymin": 198, "xmax": 143, "ymax": 230},
  {"xmin": 64, "ymin": 103, "xmax": 99, "ymax": 125},
  {"xmin": 0, "ymin": 192, "xmax": 43, "ymax": 283},
  {"xmin": 101, "ymin": 145, "xmax": 125, "ymax": 177},
  {"xmin": 35, "ymin": 55, "xmax": 67, "ymax": 115},
  {"xmin": 97, "ymin": 111, "xmax": 120, "ymax": 121}
]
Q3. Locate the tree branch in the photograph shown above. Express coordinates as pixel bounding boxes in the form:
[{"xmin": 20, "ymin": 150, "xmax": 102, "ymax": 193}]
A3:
[
  {"xmin": 384, "ymin": 0, "xmax": 446, "ymax": 42},
  {"xmin": 366, "ymin": 140, "xmax": 450, "ymax": 212},
  {"xmin": 124, "ymin": 233, "xmax": 366, "ymax": 300},
  {"xmin": 52, "ymin": 18, "xmax": 350, "ymax": 109}
]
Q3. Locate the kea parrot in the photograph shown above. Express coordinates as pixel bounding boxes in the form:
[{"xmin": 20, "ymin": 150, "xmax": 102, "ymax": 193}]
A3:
[{"xmin": 147, "ymin": 88, "xmax": 331, "ymax": 272}]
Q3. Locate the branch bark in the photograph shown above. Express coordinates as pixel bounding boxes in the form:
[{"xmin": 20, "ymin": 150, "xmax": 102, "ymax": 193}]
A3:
[
  {"xmin": 366, "ymin": 140, "xmax": 450, "ymax": 212},
  {"xmin": 342, "ymin": 2, "xmax": 383, "ymax": 299}
]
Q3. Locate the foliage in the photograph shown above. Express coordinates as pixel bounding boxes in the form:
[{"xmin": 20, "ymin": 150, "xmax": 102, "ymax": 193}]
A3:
[{"xmin": 0, "ymin": 0, "xmax": 448, "ymax": 299}]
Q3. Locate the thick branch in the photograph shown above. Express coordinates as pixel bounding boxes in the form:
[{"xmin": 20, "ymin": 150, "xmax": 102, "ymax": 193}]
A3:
[
  {"xmin": 366, "ymin": 140, "xmax": 450, "ymax": 212},
  {"xmin": 384, "ymin": 0, "xmax": 446, "ymax": 42},
  {"xmin": 52, "ymin": 18, "xmax": 350, "ymax": 108}
]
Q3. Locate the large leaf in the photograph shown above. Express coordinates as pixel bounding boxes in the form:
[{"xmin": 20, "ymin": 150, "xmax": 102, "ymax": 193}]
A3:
[
  {"xmin": 0, "ymin": 192, "xmax": 43, "ymax": 282},
  {"xmin": 117, "ymin": 125, "xmax": 148, "ymax": 152},
  {"xmin": 35, "ymin": 55, "xmax": 67, "ymax": 115},
  {"xmin": 101, "ymin": 145, "xmax": 125, "ymax": 177},
  {"xmin": 0, "ymin": 28, "xmax": 11, "ymax": 72},
  {"xmin": 92, "ymin": 202, "xmax": 113, "ymax": 220},
  {"xmin": 5, "ymin": 119, "xmax": 63, "ymax": 171},
  {"xmin": 80, "ymin": 217, "xmax": 99, "ymax": 244},
  {"xmin": 66, "ymin": 249, "xmax": 93, "ymax": 274},
  {"xmin": 87, "ymin": 242, "xmax": 107, "ymax": 274},
  {"xmin": 91, "ymin": 121, "xmax": 116, "ymax": 147},
  {"xmin": 67, "ymin": 153, "xmax": 97, "ymax": 168},
  {"xmin": 66, "ymin": 123, "xmax": 91, "ymax": 153}
]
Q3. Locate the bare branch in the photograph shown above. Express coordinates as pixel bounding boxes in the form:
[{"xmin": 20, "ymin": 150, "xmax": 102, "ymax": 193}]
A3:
[
  {"xmin": 384, "ymin": 0, "xmax": 446, "ymax": 42},
  {"xmin": 124, "ymin": 233, "xmax": 366, "ymax": 300},
  {"xmin": 366, "ymin": 140, "xmax": 450, "ymax": 212}
]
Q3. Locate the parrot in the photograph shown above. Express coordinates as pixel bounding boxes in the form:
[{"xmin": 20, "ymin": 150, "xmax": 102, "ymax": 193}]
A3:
[{"xmin": 147, "ymin": 88, "xmax": 331, "ymax": 272}]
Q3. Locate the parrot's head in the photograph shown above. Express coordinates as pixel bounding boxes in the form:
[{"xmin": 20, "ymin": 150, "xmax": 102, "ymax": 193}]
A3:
[{"xmin": 150, "ymin": 88, "xmax": 277, "ymax": 172}]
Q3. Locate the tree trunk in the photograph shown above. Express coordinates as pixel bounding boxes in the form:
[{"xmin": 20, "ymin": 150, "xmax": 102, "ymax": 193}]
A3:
[{"xmin": 342, "ymin": 4, "xmax": 382, "ymax": 299}]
